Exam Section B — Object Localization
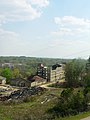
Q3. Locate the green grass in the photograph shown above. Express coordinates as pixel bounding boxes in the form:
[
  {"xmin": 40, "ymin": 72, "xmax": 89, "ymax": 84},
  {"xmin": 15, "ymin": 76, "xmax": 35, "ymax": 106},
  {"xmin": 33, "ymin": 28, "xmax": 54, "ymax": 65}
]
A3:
[
  {"xmin": 0, "ymin": 89, "xmax": 61, "ymax": 120},
  {"xmin": 0, "ymin": 88, "xmax": 90, "ymax": 120}
]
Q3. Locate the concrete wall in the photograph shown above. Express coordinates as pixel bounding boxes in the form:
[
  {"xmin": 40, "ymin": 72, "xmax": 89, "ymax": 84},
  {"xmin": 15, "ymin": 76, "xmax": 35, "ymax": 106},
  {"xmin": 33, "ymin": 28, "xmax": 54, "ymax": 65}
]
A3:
[{"xmin": 50, "ymin": 67, "xmax": 65, "ymax": 82}]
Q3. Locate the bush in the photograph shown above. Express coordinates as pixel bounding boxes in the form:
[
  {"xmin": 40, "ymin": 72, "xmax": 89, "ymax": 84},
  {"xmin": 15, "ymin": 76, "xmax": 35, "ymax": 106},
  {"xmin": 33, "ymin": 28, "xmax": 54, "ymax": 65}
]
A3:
[{"xmin": 48, "ymin": 88, "xmax": 89, "ymax": 118}]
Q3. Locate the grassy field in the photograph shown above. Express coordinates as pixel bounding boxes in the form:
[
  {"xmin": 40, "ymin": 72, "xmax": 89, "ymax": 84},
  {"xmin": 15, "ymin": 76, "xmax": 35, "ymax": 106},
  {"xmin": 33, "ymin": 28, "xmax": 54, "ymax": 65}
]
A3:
[
  {"xmin": 0, "ymin": 88, "xmax": 90, "ymax": 120},
  {"xmin": 0, "ymin": 88, "xmax": 61, "ymax": 120}
]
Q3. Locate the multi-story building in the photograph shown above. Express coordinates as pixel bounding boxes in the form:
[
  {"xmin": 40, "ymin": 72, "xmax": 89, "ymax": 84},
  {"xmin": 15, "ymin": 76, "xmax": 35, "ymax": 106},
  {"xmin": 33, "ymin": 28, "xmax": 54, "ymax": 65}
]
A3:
[
  {"xmin": 50, "ymin": 64, "xmax": 65, "ymax": 82},
  {"xmin": 37, "ymin": 63, "xmax": 65, "ymax": 82},
  {"xmin": 37, "ymin": 63, "xmax": 48, "ymax": 80}
]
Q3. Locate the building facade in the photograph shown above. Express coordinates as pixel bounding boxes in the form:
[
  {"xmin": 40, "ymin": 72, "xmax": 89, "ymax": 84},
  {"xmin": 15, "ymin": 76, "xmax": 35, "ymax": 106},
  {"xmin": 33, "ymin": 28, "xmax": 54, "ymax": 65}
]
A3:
[
  {"xmin": 37, "ymin": 63, "xmax": 65, "ymax": 82},
  {"xmin": 37, "ymin": 63, "xmax": 48, "ymax": 80},
  {"xmin": 50, "ymin": 64, "xmax": 65, "ymax": 82}
]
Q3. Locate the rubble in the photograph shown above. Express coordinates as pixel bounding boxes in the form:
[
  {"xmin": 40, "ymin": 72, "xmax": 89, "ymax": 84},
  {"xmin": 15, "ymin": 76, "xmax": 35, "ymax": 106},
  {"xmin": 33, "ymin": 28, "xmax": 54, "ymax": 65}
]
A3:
[{"xmin": 0, "ymin": 86, "xmax": 46, "ymax": 102}]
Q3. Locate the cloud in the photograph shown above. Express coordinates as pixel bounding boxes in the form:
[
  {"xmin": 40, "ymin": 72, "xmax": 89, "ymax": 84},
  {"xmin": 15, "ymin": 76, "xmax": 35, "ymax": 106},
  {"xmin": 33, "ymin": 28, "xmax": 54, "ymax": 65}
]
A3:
[
  {"xmin": 52, "ymin": 27, "xmax": 90, "ymax": 36},
  {"xmin": 39, "ymin": 39, "xmax": 90, "ymax": 58},
  {"xmin": 53, "ymin": 16, "xmax": 90, "ymax": 36},
  {"xmin": 52, "ymin": 28, "xmax": 73, "ymax": 36},
  {"xmin": 54, "ymin": 16, "xmax": 90, "ymax": 27},
  {"xmin": 0, "ymin": 28, "xmax": 33, "ymax": 56},
  {"xmin": 0, "ymin": 28, "xmax": 20, "ymax": 55},
  {"xmin": 51, "ymin": 15, "xmax": 90, "ymax": 58},
  {"xmin": 0, "ymin": 0, "xmax": 50, "ymax": 56},
  {"xmin": 0, "ymin": 28, "xmax": 18, "ymax": 37},
  {"xmin": 30, "ymin": 0, "xmax": 49, "ymax": 7},
  {"xmin": 0, "ymin": 0, "xmax": 50, "ymax": 24}
]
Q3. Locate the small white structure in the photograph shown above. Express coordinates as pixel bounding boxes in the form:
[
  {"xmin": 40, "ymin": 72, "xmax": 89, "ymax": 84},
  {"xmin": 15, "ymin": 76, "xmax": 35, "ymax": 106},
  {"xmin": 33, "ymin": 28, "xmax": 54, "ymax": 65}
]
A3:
[{"xmin": 0, "ymin": 76, "xmax": 6, "ymax": 85}]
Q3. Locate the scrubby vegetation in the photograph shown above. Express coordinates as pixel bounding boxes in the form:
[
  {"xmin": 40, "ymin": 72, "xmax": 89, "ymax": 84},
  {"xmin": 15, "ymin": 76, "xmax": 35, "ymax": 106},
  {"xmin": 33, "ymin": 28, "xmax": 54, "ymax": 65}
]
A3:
[
  {"xmin": 48, "ymin": 88, "xmax": 90, "ymax": 118},
  {"xmin": 0, "ymin": 57, "xmax": 90, "ymax": 120},
  {"xmin": 0, "ymin": 88, "xmax": 61, "ymax": 120},
  {"xmin": 48, "ymin": 58, "xmax": 90, "ymax": 119},
  {"xmin": 0, "ymin": 87, "xmax": 90, "ymax": 120}
]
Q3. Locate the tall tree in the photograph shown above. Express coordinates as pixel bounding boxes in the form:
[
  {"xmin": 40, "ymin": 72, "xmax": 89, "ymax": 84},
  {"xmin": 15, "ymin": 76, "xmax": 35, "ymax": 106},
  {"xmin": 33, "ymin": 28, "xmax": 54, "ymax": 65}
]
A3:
[
  {"xmin": 65, "ymin": 59, "xmax": 84, "ymax": 87},
  {"xmin": 86, "ymin": 56, "xmax": 90, "ymax": 73},
  {"xmin": 2, "ymin": 68, "xmax": 12, "ymax": 84},
  {"xmin": 83, "ymin": 57, "xmax": 90, "ymax": 87},
  {"xmin": 12, "ymin": 68, "xmax": 20, "ymax": 78},
  {"xmin": 0, "ymin": 68, "xmax": 3, "ymax": 75}
]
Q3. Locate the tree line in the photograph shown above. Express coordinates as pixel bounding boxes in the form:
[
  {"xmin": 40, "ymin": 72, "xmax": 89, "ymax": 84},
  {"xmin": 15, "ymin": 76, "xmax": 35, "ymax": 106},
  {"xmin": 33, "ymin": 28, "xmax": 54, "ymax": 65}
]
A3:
[{"xmin": 0, "ymin": 56, "xmax": 74, "ymax": 83}]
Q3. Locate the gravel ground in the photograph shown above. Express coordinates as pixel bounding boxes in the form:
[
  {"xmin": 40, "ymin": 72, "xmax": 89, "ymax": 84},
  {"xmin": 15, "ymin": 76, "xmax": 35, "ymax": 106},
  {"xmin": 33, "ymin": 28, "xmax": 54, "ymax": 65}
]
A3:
[{"xmin": 81, "ymin": 116, "xmax": 90, "ymax": 120}]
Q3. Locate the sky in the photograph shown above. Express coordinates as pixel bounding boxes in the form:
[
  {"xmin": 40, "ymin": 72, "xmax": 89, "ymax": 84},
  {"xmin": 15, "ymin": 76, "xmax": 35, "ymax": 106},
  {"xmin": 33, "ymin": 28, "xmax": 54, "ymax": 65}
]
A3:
[{"xmin": 0, "ymin": 0, "xmax": 90, "ymax": 59}]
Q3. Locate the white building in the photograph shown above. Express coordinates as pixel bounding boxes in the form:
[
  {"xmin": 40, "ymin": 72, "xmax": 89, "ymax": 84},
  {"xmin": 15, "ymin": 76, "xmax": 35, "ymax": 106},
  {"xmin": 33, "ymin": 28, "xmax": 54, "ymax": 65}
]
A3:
[{"xmin": 49, "ymin": 64, "xmax": 65, "ymax": 82}]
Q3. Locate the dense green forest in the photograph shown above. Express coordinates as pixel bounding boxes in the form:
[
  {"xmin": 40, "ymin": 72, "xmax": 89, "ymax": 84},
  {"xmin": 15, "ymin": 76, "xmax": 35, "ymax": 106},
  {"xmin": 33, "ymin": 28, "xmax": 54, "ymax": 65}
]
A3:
[{"xmin": 0, "ymin": 56, "xmax": 72, "ymax": 65}]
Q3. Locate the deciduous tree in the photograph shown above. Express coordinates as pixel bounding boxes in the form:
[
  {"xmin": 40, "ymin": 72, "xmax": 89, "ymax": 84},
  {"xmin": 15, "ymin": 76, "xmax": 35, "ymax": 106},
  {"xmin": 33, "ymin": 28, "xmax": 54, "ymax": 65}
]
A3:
[
  {"xmin": 2, "ymin": 68, "xmax": 12, "ymax": 83},
  {"xmin": 65, "ymin": 59, "xmax": 84, "ymax": 87}
]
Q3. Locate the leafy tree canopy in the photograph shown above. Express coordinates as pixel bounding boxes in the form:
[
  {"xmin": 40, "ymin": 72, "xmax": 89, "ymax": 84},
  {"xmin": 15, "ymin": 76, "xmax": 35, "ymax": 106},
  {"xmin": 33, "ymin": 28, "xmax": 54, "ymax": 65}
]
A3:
[{"xmin": 2, "ymin": 68, "xmax": 12, "ymax": 83}]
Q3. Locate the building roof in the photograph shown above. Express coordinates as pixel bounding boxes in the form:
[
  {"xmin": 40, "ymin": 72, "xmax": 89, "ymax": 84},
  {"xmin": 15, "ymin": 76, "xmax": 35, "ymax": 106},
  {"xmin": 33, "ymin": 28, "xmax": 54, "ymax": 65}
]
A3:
[
  {"xmin": 52, "ymin": 64, "xmax": 62, "ymax": 70},
  {"xmin": 33, "ymin": 76, "xmax": 44, "ymax": 81},
  {"xmin": 11, "ymin": 78, "xmax": 31, "ymax": 84},
  {"xmin": 28, "ymin": 75, "xmax": 44, "ymax": 82}
]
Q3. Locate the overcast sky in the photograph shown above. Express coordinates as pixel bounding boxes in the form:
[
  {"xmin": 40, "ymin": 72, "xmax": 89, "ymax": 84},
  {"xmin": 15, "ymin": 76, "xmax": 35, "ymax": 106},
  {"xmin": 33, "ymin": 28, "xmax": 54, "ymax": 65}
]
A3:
[{"xmin": 0, "ymin": 0, "xmax": 90, "ymax": 59}]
